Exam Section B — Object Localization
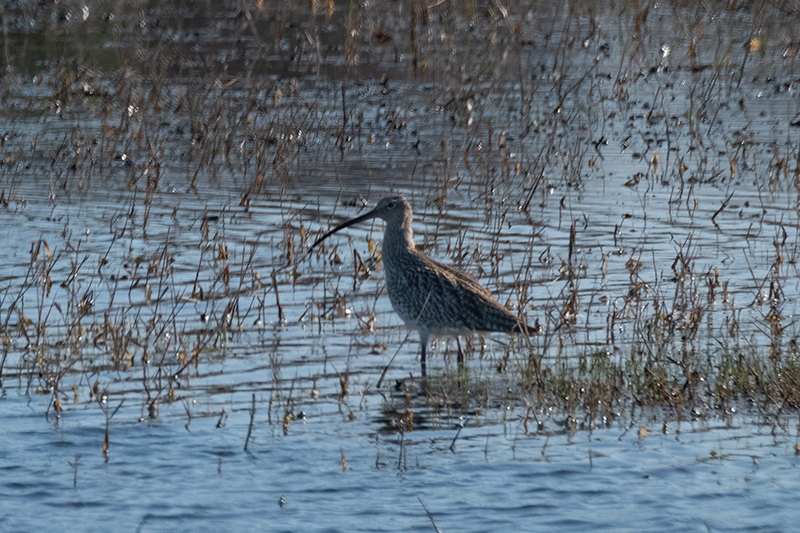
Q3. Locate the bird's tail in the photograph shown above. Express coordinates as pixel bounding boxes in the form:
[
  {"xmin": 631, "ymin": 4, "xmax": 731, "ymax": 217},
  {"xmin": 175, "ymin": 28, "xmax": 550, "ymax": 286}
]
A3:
[{"xmin": 512, "ymin": 321, "xmax": 537, "ymax": 336}]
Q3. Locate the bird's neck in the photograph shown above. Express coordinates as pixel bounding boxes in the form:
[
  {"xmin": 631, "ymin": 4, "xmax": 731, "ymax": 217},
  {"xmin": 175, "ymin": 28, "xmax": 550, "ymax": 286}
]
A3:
[{"xmin": 383, "ymin": 217, "xmax": 415, "ymax": 259}]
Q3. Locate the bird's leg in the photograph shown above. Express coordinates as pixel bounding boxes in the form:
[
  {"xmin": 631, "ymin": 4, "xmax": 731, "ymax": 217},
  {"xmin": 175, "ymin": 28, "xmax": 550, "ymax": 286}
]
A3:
[
  {"xmin": 456, "ymin": 337, "xmax": 464, "ymax": 372},
  {"xmin": 419, "ymin": 332, "xmax": 428, "ymax": 378}
]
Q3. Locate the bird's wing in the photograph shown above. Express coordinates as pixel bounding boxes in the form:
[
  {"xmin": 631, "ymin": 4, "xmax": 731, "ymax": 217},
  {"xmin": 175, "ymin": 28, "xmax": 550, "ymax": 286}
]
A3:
[
  {"xmin": 410, "ymin": 252, "xmax": 520, "ymax": 333},
  {"xmin": 422, "ymin": 255, "xmax": 495, "ymax": 298}
]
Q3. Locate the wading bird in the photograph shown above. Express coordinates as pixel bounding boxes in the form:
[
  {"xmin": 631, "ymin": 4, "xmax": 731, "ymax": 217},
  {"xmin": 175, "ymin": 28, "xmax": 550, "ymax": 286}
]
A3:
[{"xmin": 310, "ymin": 195, "xmax": 533, "ymax": 377}]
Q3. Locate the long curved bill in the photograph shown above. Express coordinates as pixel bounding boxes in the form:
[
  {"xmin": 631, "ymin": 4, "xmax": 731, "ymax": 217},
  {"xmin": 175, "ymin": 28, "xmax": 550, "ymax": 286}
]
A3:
[{"xmin": 308, "ymin": 208, "xmax": 380, "ymax": 252}]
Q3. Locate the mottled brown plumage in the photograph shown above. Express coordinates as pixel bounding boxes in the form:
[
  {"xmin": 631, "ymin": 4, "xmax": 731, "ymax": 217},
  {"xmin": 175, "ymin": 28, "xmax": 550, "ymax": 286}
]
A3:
[{"xmin": 310, "ymin": 195, "xmax": 531, "ymax": 376}]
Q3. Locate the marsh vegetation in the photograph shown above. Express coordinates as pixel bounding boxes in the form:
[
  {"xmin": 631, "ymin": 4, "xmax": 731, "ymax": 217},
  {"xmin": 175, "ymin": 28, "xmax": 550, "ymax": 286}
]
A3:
[{"xmin": 2, "ymin": 1, "xmax": 800, "ymax": 530}]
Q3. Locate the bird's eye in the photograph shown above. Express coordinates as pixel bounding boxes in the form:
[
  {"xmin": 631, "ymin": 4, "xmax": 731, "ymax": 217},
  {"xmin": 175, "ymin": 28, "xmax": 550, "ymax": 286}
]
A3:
[{"xmin": 387, "ymin": 201, "xmax": 395, "ymax": 208}]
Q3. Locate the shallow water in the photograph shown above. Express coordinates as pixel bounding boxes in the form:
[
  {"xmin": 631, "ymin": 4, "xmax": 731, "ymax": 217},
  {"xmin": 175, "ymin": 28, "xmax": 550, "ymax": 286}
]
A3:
[
  {"xmin": 3, "ymin": 1, "xmax": 800, "ymax": 531},
  {"xmin": 3, "ymin": 392, "xmax": 799, "ymax": 532}
]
